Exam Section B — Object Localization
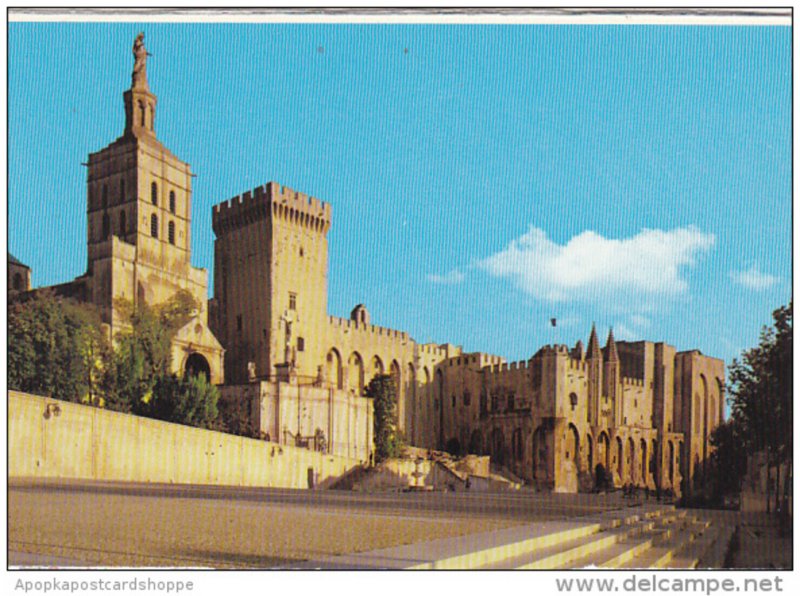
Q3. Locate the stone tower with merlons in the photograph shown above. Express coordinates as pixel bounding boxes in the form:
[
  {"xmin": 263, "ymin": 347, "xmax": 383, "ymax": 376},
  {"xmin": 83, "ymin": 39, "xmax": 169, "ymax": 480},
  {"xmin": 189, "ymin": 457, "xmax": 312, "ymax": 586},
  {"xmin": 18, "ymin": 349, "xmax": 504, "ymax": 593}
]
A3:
[
  {"xmin": 82, "ymin": 33, "xmax": 224, "ymax": 383},
  {"xmin": 211, "ymin": 182, "xmax": 332, "ymax": 385}
]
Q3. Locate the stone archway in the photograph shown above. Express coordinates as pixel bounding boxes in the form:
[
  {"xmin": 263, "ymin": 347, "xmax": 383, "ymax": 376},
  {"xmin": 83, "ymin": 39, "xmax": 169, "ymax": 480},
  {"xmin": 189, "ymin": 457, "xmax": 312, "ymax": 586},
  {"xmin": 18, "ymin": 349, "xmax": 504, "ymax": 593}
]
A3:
[
  {"xmin": 326, "ymin": 348, "xmax": 343, "ymax": 389},
  {"xmin": 627, "ymin": 437, "xmax": 635, "ymax": 484},
  {"xmin": 640, "ymin": 438, "xmax": 648, "ymax": 487},
  {"xmin": 491, "ymin": 428, "xmax": 506, "ymax": 466},
  {"xmin": 533, "ymin": 426, "xmax": 548, "ymax": 481},
  {"xmin": 469, "ymin": 429, "xmax": 483, "ymax": 455},
  {"xmin": 184, "ymin": 352, "xmax": 211, "ymax": 381}
]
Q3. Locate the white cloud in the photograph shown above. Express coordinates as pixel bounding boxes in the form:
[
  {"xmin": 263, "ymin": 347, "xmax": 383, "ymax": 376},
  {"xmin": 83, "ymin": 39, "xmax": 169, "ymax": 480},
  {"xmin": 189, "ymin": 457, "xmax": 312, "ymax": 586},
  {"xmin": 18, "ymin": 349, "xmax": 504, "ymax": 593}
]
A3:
[
  {"xmin": 427, "ymin": 269, "xmax": 465, "ymax": 285},
  {"xmin": 476, "ymin": 226, "xmax": 715, "ymax": 304},
  {"xmin": 730, "ymin": 265, "xmax": 779, "ymax": 291}
]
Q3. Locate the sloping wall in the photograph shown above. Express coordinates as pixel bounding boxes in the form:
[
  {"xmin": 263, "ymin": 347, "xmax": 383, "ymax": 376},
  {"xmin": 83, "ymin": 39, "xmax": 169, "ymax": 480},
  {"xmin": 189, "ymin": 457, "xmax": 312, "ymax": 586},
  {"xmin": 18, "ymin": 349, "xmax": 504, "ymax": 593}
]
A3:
[{"xmin": 8, "ymin": 391, "xmax": 363, "ymax": 489}]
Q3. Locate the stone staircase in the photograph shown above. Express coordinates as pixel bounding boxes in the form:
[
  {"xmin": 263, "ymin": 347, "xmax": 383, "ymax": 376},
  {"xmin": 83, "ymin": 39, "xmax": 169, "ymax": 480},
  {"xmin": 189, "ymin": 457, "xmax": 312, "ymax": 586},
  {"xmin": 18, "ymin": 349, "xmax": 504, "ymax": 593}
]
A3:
[{"xmin": 295, "ymin": 504, "xmax": 736, "ymax": 570}]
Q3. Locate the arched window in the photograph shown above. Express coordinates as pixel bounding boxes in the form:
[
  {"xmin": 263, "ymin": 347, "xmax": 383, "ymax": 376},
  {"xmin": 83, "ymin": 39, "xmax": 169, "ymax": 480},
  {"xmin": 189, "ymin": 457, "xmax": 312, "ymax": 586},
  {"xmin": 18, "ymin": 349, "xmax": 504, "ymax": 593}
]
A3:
[
  {"xmin": 169, "ymin": 190, "xmax": 176, "ymax": 214},
  {"xmin": 150, "ymin": 213, "xmax": 158, "ymax": 239},
  {"xmin": 120, "ymin": 178, "xmax": 125, "ymax": 202},
  {"xmin": 151, "ymin": 182, "xmax": 158, "ymax": 206},
  {"xmin": 168, "ymin": 220, "xmax": 175, "ymax": 245},
  {"xmin": 102, "ymin": 213, "xmax": 110, "ymax": 239},
  {"xmin": 119, "ymin": 210, "xmax": 126, "ymax": 235},
  {"xmin": 569, "ymin": 392, "xmax": 578, "ymax": 411}
]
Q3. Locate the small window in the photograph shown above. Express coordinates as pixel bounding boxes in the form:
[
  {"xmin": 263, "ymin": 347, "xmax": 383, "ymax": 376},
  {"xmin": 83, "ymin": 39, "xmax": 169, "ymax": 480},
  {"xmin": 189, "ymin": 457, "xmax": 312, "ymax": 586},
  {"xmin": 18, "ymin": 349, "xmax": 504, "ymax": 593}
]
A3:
[
  {"xmin": 299, "ymin": 247, "xmax": 304, "ymax": 257},
  {"xmin": 297, "ymin": 337, "xmax": 305, "ymax": 352},
  {"xmin": 289, "ymin": 292, "xmax": 297, "ymax": 311},
  {"xmin": 151, "ymin": 182, "xmax": 158, "ymax": 206},
  {"xmin": 150, "ymin": 213, "xmax": 158, "ymax": 238},
  {"xmin": 237, "ymin": 315, "xmax": 243, "ymax": 331},
  {"xmin": 120, "ymin": 178, "xmax": 125, "ymax": 202},
  {"xmin": 119, "ymin": 210, "xmax": 126, "ymax": 235},
  {"xmin": 102, "ymin": 185, "xmax": 108, "ymax": 209},
  {"xmin": 13, "ymin": 273, "xmax": 22, "ymax": 291},
  {"xmin": 569, "ymin": 393, "xmax": 578, "ymax": 411},
  {"xmin": 451, "ymin": 395, "xmax": 456, "ymax": 408},
  {"xmin": 463, "ymin": 392, "xmax": 471, "ymax": 406},
  {"xmin": 169, "ymin": 191, "xmax": 176, "ymax": 214},
  {"xmin": 102, "ymin": 213, "xmax": 110, "ymax": 239},
  {"xmin": 168, "ymin": 221, "xmax": 175, "ymax": 245}
]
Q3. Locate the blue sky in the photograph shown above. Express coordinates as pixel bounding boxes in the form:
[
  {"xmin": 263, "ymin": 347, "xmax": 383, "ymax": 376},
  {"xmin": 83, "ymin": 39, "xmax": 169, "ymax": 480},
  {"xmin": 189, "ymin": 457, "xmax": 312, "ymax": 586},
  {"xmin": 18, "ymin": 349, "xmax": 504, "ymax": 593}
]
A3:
[{"xmin": 7, "ymin": 22, "xmax": 791, "ymax": 367}]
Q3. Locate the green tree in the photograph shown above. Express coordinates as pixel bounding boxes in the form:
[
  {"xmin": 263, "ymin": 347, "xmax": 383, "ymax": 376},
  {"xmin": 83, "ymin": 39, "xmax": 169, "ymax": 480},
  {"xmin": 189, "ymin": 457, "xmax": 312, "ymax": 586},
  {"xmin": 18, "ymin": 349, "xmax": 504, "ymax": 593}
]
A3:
[
  {"xmin": 103, "ymin": 291, "xmax": 198, "ymax": 414},
  {"xmin": 727, "ymin": 301, "xmax": 792, "ymax": 513},
  {"xmin": 365, "ymin": 374, "xmax": 405, "ymax": 462},
  {"xmin": 708, "ymin": 418, "xmax": 748, "ymax": 503},
  {"xmin": 143, "ymin": 373, "xmax": 219, "ymax": 429},
  {"xmin": 8, "ymin": 293, "xmax": 109, "ymax": 404}
]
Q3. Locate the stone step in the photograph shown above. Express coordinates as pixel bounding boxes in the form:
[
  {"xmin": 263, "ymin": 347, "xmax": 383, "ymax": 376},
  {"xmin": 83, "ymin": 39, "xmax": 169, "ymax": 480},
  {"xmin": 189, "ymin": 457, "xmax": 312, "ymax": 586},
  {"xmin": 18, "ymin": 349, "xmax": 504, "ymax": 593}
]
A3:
[
  {"xmin": 665, "ymin": 519, "xmax": 717, "ymax": 569},
  {"xmin": 563, "ymin": 513, "xmax": 690, "ymax": 570},
  {"xmin": 617, "ymin": 519, "xmax": 710, "ymax": 569},
  {"xmin": 481, "ymin": 517, "xmax": 659, "ymax": 570},
  {"xmin": 697, "ymin": 523, "xmax": 736, "ymax": 569},
  {"xmin": 294, "ymin": 519, "xmax": 602, "ymax": 569}
]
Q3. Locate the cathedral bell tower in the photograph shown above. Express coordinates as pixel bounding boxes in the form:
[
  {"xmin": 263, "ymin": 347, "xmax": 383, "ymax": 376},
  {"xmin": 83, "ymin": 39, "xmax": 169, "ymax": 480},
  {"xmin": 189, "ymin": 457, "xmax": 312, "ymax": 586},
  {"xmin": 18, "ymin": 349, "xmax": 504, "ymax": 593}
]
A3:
[{"xmin": 80, "ymin": 33, "xmax": 224, "ymax": 384}]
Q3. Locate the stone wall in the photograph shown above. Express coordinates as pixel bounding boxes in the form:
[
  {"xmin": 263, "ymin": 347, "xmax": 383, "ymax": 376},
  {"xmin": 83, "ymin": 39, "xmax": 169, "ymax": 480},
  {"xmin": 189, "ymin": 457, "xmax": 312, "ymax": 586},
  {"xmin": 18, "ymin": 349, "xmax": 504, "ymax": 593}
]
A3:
[{"xmin": 8, "ymin": 390, "xmax": 363, "ymax": 490}]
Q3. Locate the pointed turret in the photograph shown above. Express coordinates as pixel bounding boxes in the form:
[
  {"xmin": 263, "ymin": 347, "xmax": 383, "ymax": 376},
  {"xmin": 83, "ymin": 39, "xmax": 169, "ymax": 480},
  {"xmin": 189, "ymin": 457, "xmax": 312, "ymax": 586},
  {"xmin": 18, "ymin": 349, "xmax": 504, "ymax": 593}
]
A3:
[
  {"xmin": 123, "ymin": 32, "xmax": 158, "ymax": 138},
  {"xmin": 571, "ymin": 339, "xmax": 584, "ymax": 361},
  {"xmin": 586, "ymin": 323, "xmax": 601, "ymax": 360},
  {"xmin": 605, "ymin": 328, "xmax": 619, "ymax": 362}
]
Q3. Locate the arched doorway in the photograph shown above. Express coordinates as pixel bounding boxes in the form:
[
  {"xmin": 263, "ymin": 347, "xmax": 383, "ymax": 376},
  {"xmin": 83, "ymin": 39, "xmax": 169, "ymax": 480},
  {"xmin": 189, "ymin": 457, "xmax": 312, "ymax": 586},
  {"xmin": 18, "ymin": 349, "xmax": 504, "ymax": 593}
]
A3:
[
  {"xmin": 533, "ymin": 426, "xmax": 548, "ymax": 480},
  {"xmin": 640, "ymin": 438, "xmax": 648, "ymax": 486},
  {"xmin": 184, "ymin": 352, "xmax": 211, "ymax": 381},
  {"xmin": 371, "ymin": 355, "xmax": 384, "ymax": 378},
  {"xmin": 407, "ymin": 363, "xmax": 416, "ymax": 443},
  {"xmin": 586, "ymin": 433, "xmax": 594, "ymax": 474},
  {"xmin": 566, "ymin": 424, "xmax": 580, "ymax": 465},
  {"xmin": 326, "ymin": 348, "xmax": 343, "ymax": 389},
  {"xmin": 491, "ymin": 428, "xmax": 506, "ymax": 466},
  {"xmin": 598, "ymin": 431, "xmax": 611, "ymax": 472},
  {"xmin": 469, "ymin": 429, "xmax": 483, "ymax": 455},
  {"xmin": 627, "ymin": 437, "xmax": 635, "ymax": 483},
  {"xmin": 668, "ymin": 440, "xmax": 675, "ymax": 486},
  {"xmin": 512, "ymin": 428, "xmax": 524, "ymax": 462},
  {"xmin": 435, "ymin": 369, "xmax": 444, "ymax": 449},
  {"xmin": 348, "ymin": 352, "xmax": 364, "ymax": 394}
]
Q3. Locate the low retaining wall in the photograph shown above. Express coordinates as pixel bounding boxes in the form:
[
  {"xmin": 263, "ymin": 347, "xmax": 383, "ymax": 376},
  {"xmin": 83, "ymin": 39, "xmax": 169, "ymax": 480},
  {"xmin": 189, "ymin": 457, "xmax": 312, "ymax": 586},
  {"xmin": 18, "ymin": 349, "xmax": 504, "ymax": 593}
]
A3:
[{"xmin": 8, "ymin": 391, "xmax": 364, "ymax": 489}]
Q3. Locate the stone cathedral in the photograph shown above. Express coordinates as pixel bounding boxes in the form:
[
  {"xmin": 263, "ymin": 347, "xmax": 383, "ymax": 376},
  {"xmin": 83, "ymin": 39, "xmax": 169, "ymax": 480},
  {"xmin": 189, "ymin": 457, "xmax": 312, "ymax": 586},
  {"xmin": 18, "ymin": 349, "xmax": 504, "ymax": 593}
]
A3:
[{"xmin": 19, "ymin": 35, "xmax": 726, "ymax": 495}]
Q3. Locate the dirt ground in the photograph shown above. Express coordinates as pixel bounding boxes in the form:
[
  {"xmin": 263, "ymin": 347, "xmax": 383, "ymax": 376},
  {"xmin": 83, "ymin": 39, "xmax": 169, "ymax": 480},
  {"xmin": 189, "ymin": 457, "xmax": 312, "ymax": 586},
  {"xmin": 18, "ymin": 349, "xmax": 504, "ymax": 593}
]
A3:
[{"xmin": 8, "ymin": 488, "xmax": 520, "ymax": 568}]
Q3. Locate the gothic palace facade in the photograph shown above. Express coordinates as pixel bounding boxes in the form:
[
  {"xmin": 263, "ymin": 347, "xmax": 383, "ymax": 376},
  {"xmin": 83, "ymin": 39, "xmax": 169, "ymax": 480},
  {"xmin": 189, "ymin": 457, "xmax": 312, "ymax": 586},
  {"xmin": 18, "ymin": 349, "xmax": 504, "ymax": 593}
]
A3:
[{"xmin": 16, "ymin": 36, "xmax": 725, "ymax": 495}]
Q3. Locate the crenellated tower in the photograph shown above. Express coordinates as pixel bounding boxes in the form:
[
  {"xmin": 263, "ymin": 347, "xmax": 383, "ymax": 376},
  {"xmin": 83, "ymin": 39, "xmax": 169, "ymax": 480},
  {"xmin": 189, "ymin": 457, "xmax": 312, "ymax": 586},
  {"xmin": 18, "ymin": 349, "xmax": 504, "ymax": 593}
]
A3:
[{"xmin": 212, "ymin": 182, "xmax": 332, "ymax": 384}]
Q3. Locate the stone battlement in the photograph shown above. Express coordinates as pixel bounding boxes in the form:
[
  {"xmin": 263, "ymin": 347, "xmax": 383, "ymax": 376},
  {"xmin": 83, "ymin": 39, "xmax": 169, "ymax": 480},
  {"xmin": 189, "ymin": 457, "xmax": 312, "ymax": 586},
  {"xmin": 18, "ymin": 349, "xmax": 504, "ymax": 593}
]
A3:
[
  {"xmin": 488, "ymin": 359, "xmax": 532, "ymax": 373},
  {"xmin": 328, "ymin": 315, "xmax": 409, "ymax": 341},
  {"xmin": 446, "ymin": 353, "xmax": 504, "ymax": 368},
  {"xmin": 568, "ymin": 358, "xmax": 588, "ymax": 372},
  {"xmin": 212, "ymin": 181, "xmax": 331, "ymax": 235},
  {"xmin": 622, "ymin": 376, "xmax": 645, "ymax": 388}
]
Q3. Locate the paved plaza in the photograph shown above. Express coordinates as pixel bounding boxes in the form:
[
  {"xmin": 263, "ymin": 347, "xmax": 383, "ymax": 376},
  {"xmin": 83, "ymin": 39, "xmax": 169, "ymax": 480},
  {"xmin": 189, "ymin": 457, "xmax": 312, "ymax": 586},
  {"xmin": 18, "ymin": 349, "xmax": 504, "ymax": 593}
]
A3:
[{"xmin": 9, "ymin": 479, "xmax": 629, "ymax": 568}]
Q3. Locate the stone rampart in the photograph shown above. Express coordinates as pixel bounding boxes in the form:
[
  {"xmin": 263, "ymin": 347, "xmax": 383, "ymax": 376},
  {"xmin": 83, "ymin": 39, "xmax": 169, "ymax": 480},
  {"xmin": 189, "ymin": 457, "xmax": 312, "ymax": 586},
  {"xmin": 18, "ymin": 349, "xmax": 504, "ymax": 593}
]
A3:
[{"xmin": 8, "ymin": 390, "xmax": 362, "ymax": 490}]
